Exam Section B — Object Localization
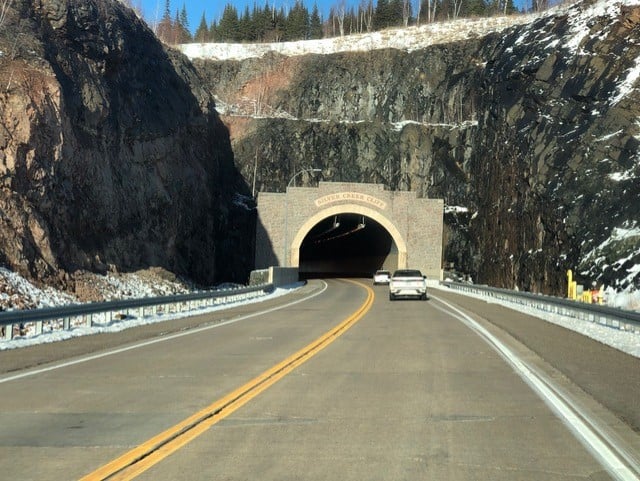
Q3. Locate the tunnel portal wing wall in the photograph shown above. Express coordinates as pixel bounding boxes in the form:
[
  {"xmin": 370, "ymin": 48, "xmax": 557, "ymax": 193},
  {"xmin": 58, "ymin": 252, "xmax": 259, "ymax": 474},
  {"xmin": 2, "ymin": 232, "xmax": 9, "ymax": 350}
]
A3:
[{"xmin": 255, "ymin": 182, "xmax": 444, "ymax": 280}]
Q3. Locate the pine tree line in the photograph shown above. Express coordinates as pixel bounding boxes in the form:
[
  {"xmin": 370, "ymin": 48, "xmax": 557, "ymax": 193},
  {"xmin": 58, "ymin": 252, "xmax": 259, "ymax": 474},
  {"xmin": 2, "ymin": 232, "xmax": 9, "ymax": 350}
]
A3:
[
  {"xmin": 156, "ymin": 0, "xmax": 192, "ymax": 44},
  {"xmin": 155, "ymin": 0, "xmax": 523, "ymax": 45}
]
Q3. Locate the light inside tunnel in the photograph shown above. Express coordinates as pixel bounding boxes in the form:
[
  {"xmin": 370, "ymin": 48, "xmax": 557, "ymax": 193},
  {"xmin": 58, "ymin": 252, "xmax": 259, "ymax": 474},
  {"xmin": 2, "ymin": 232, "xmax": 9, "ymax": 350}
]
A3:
[{"xmin": 299, "ymin": 213, "xmax": 396, "ymax": 279}]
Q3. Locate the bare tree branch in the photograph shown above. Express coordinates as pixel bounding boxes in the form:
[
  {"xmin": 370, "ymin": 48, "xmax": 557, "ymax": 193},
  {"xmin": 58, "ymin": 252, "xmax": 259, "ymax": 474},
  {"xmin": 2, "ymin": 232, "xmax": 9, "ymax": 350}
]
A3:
[
  {"xmin": 402, "ymin": 0, "xmax": 411, "ymax": 27},
  {"xmin": 0, "ymin": 0, "xmax": 14, "ymax": 28},
  {"xmin": 334, "ymin": 0, "xmax": 346, "ymax": 37}
]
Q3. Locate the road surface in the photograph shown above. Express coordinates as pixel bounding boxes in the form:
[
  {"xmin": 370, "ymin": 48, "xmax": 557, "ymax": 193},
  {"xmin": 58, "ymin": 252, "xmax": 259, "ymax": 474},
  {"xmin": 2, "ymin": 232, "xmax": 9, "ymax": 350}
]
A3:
[{"xmin": 0, "ymin": 279, "xmax": 638, "ymax": 480}]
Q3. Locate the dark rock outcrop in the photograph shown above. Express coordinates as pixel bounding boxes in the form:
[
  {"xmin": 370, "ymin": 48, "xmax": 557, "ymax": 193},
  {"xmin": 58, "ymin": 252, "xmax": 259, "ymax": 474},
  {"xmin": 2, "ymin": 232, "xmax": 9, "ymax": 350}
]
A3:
[
  {"xmin": 191, "ymin": 1, "xmax": 640, "ymax": 293},
  {"xmin": 0, "ymin": 0, "xmax": 254, "ymax": 289}
]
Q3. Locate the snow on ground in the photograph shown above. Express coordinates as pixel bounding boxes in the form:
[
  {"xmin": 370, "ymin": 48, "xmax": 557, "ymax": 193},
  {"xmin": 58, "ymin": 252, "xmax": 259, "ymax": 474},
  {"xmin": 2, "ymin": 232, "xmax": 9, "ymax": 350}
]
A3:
[
  {"xmin": 611, "ymin": 54, "xmax": 640, "ymax": 106},
  {"xmin": 0, "ymin": 281, "xmax": 304, "ymax": 351},
  {"xmin": 0, "ymin": 267, "xmax": 192, "ymax": 311},
  {"xmin": 605, "ymin": 286, "xmax": 640, "ymax": 311},
  {"xmin": 1, "ymin": 267, "xmax": 638, "ymax": 359},
  {"xmin": 580, "ymin": 224, "xmax": 640, "ymax": 291},
  {"xmin": 180, "ymin": 14, "xmax": 538, "ymax": 61},
  {"xmin": 181, "ymin": 0, "xmax": 640, "ymax": 62},
  {"xmin": 0, "ymin": 267, "xmax": 77, "ymax": 309},
  {"xmin": 444, "ymin": 205, "xmax": 470, "ymax": 214},
  {"xmin": 432, "ymin": 284, "xmax": 640, "ymax": 358},
  {"xmin": 564, "ymin": 0, "xmax": 639, "ymax": 56}
]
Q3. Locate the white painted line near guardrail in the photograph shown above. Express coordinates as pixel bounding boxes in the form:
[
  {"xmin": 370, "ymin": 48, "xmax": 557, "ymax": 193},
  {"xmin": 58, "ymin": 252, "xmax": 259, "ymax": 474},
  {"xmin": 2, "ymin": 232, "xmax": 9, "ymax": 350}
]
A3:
[
  {"xmin": 433, "ymin": 284, "xmax": 640, "ymax": 358},
  {"xmin": 0, "ymin": 281, "xmax": 328, "ymax": 385},
  {"xmin": 432, "ymin": 294, "xmax": 640, "ymax": 481}
]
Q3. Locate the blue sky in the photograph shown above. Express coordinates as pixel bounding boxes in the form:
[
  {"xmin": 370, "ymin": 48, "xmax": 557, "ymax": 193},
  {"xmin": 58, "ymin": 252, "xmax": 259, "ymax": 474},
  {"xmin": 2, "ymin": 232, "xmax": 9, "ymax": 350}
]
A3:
[{"xmin": 137, "ymin": 0, "xmax": 529, "ymax": 34}]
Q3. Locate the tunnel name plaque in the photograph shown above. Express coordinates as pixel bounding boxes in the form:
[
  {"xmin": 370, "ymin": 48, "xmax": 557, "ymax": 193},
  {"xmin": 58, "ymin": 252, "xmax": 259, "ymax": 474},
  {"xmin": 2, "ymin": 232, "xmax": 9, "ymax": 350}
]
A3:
[{"xmin": 314, "ymin": 192, "xmax": 387, "ymax": 210}]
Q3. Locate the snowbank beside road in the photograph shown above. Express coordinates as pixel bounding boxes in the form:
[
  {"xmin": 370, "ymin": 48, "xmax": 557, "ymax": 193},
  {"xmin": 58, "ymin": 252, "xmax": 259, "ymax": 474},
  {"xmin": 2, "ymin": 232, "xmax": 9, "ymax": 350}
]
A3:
[
  {"xmin": 1, "ymin": 268, "xmax": 637, "ymax": 357},
  {"xmin": 432, "ymin": 285, "xmax": 640, "ymax": 358},
  {"xmin": 0, "ymin": 282, "xmax": 303, "ymax": 351}
]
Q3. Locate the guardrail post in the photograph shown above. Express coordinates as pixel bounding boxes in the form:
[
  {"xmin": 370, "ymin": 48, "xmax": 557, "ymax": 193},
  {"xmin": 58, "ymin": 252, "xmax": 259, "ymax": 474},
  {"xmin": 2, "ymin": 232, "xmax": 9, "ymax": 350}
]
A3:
[{"xmin": 1, "ymin": 324, "xmax": 12, "ymax": 340}]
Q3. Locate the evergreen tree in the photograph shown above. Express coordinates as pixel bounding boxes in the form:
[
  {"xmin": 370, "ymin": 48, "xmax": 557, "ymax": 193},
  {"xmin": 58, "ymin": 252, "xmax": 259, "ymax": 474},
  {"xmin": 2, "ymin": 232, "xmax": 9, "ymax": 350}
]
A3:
[
  {"xmin": 239, "ymin": 5, "xmax": 253, "ymax": 41},
  {"xmin": 266, "ymin": 6, "xmax": 287, "ymax": 42},
  {"xmin": 209, "ymin": 19, "xmax": 219, "ymax": 41},
  {"xmin": 389, "ymin": 0, "xmax": 404, "ymax": 26},
  {"xmin": 180, "ymin": 3, "xmax": 189, "ymax": 30},
  {"xmin": 463, "ymin": 0, "xmax": 487, "ymax": 17},
  {"xmin": 217, "ymin": 4, "xmax": 240, "ymax": 41},
  {"xmin": 373, "ymin": 0, "xmax": 392, "ymax": 29},
  {"xmin": 178, "ymin": 4, "xmax": 192, "ymax": 42},
  {"xmin": 195, "ymin": 12, "xmax": 209, "ymax": 42},
  {"xmin": 286, "ymin": 0, "xmax": 309, "ymax": 40},
  {"xmin": 156, "ymin": 0, "xmax": 173, "ymax": 43},
  {"xmin": 181, "ymin": 0, "xmax": 522, "ymax": 45},
  {"xmin": 173, "ymin": 7, "xmax": 191, "ymax": 43},
  {"xmin": 389, "ymin": 0, "xmax": 411, "ymax": 27},
  {"xmin": 309, "ymin": 3, "xmax": 323, "ymax": 39},
  {"xmin": 173, "ymin": 9, "xmax": 181, "ymax": 42},
  {"xmin": 440, "ymin": 0, "xmax": 453, "ymax": 20},
  {"xmin": 253, "ymin": 3, "xmax": 271, "ymax": 42}
]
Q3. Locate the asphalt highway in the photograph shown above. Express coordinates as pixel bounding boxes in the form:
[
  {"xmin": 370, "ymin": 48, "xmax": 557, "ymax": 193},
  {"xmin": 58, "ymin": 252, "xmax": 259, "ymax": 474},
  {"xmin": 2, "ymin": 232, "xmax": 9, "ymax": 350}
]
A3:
[{"xmin": 0, "ymin": 279, "xmax": 638, "ymax": 480}]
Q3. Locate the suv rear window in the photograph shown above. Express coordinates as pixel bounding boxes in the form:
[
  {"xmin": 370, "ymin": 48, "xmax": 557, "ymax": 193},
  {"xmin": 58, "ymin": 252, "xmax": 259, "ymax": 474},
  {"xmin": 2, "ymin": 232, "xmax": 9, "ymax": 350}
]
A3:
[{"xmin": 393, "ymin": 270, "xmax": 423, "ymax": 277}]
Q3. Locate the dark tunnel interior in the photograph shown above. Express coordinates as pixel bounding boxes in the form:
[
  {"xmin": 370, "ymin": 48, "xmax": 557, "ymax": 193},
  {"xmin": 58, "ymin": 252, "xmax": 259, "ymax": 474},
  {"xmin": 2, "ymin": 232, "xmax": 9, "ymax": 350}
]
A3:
[{"xmin": 299, "ymin": 213, "xmax": 396, "ymax": 279}]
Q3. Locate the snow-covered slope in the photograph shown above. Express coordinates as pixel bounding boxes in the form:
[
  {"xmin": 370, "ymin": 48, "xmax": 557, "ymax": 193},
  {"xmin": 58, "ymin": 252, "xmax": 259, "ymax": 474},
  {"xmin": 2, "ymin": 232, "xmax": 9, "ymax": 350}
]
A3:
[
  {"xmin": 180, "ymin": 0, "xmax": 640, "ymax": 62},
  {"xmin": 181, "ymin": 14, "xmax": 538, "ymax": 61}
]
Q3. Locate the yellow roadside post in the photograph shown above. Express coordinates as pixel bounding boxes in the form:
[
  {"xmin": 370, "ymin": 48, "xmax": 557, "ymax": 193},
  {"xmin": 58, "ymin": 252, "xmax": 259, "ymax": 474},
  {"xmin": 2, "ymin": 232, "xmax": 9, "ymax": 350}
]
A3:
[{"xmin": 567, "ymin": 269, "xmax": 575, "ymax": 300}]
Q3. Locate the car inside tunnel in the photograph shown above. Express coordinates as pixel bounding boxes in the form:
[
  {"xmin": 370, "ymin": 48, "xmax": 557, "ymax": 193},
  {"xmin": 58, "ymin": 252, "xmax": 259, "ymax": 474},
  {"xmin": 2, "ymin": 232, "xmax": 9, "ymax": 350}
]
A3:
[{"xmin": 298, "ymin": 213, "xmax": 396, "ymax": 279}]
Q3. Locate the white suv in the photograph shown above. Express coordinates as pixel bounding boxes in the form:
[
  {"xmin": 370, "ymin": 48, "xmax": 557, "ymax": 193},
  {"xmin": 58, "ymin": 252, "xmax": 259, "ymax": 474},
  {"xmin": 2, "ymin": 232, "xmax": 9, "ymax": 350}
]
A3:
[{"xmin": 373, "ymin": 270, "xmax": 391, "ymax": 285}]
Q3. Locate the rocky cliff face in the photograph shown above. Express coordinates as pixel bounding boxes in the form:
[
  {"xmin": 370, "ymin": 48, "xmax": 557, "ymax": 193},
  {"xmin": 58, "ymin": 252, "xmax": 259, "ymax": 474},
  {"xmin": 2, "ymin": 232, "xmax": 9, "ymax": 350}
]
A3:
[
  {"xmin": 0, "ymin": 0, "xmax": 254, "ymax": 289},
  {"xmin": 191, "ymin": 0, "xmax": 640, "ymax": 294}
]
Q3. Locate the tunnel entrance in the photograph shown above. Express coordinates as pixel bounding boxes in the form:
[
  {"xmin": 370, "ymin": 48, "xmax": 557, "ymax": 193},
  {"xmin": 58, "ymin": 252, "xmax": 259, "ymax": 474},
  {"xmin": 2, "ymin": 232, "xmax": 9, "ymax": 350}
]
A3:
[
  {"xmin": 256, "ymin": 182, "xmax": 443, "ymax": 280},
  {"xmin": 299, "ymin": 213, "xmax": 396, "ymax": 279}
]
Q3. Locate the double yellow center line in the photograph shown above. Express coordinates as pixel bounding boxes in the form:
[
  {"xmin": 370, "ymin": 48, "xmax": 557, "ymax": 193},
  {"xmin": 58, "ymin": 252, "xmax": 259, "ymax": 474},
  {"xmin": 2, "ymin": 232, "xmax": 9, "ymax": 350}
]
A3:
[{"xmin": 81, "ymin": 280, "xmax": 374, "ymax": 480}]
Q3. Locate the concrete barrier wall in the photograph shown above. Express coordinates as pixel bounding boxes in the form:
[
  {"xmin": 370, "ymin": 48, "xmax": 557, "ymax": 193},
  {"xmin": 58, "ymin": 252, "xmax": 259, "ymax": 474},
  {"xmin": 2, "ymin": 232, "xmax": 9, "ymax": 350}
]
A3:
[
  {"xmin": 249, "ymin": 267, "xmax": 299, "ymax": 287},
  {"xmin": 249, "ymin": 269, "xmax": 270, "ymax": 286},
  {"xmin": 268, "ymin": 267, "xmax": 299, "ymax": 287}
]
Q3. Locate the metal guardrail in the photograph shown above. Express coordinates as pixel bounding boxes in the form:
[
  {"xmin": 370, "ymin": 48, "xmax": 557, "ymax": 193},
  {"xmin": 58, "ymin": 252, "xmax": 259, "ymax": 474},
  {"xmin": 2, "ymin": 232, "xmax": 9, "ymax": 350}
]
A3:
[
  {"xmin": 441, "ymin": 282, "xmax": 640, "ymax": 334},
  {"xmin": 0, "ymin": 283, "xmax": 274, "ymax": 342}
]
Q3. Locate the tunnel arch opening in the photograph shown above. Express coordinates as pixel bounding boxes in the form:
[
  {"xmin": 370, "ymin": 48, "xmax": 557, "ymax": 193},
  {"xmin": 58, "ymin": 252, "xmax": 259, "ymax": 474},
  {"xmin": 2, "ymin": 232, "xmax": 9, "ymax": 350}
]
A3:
[{"xmin": 290, "ymin": 205, "xmax": 407, "ymax": 279}]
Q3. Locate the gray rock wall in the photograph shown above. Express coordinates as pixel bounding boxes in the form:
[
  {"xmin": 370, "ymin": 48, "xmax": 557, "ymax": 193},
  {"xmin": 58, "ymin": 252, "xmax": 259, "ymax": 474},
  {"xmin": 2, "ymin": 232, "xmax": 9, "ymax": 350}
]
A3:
[
  {"xmin": 0, "ymin": 0, "xmax": 255, "ymax": 288},
  {"xmin": 193, "ymin": 2, "xmax": 640, "ymax": 294}
]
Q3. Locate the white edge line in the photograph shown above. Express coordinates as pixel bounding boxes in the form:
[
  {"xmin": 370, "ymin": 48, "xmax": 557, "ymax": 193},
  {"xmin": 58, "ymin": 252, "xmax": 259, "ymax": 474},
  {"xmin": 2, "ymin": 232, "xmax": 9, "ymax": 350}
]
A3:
[
  {"xmin": 0, "ymin": 281, "xmax": 329, "ymax": 384},
  {"xmin": 431, "ymin": 294, "xmax": 640, "ymax": 481}
]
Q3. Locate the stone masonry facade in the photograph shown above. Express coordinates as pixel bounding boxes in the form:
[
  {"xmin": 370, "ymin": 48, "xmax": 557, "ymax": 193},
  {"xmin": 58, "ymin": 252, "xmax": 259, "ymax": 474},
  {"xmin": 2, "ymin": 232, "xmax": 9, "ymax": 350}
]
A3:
[{"xmin": 255, "ymin": 182, "xmax": 444, "ymax": 280}]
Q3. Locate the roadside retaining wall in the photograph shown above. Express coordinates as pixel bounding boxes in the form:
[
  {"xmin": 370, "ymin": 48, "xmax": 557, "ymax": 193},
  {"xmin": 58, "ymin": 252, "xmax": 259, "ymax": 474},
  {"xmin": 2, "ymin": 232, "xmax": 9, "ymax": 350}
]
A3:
[{"xmin": 250, "ymin": 267, "xmax": 299, "ymax": 287}]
